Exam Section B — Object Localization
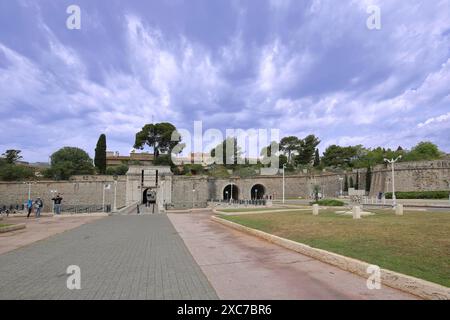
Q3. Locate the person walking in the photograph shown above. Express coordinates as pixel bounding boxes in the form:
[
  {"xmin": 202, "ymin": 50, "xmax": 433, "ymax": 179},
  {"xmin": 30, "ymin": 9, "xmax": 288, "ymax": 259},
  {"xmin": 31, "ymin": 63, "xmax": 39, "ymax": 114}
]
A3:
[
  {"xmin": 34, "ymin": 197, "xmax": 43, "ymax": 218},
  {"xmin": 52, "ymin": 194, "xmax": 63, "ymax": 215},
  {"xmin": 26, "ymin": 198, "xmax": 33, "ymax": 218}
]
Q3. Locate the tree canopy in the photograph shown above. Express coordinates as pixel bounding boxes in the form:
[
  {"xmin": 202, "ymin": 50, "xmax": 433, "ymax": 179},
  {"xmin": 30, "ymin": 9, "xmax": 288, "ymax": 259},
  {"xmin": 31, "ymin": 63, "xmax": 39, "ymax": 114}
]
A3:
[
  {"xmin": 45, "ymin": 147, "xmax": 94, "ymax": 180},
  {"xmin": 134, "ymin": 122, "xmax": 181, "ymax": 158}
]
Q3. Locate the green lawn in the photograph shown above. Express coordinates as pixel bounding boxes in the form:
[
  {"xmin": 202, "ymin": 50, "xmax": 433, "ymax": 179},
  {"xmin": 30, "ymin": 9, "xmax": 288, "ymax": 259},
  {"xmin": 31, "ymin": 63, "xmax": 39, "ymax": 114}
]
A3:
[
  {"xmin": 217, "ymin": 207, "xmax": 298, "ymax": 213},
  {"xmin": 0, "ymin": 224, "xmax": 12, "ymax": 228},
  {"xmin": 222, "ymin": 210, "xmax": 450, "ymax": 287}
]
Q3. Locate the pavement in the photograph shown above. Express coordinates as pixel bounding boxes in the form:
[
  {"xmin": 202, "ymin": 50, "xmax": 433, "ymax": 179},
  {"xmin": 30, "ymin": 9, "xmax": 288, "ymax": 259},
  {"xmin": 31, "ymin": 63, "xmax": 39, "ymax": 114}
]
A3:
[
  {"xmin": 0, "ymin": 215, "xmax": 217, "ymax": 300},
  {"xmin": 168, "ymin": 210, "xmax": 418, "ymax": 300}
]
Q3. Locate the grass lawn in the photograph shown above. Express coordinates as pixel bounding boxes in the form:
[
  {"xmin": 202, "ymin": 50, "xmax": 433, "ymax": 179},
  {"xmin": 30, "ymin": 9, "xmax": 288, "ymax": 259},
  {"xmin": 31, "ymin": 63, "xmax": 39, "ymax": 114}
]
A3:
[
  {"xmin": 222, "ymin": 209, "xmax": 450, "ymax": 287},
  {"xmin": 0, "ymin": 224, "xmax": 12, "ymax": 228},
  {"xmin": 217, "ymin": 207, "xmax": 299, "ymax": 213}
]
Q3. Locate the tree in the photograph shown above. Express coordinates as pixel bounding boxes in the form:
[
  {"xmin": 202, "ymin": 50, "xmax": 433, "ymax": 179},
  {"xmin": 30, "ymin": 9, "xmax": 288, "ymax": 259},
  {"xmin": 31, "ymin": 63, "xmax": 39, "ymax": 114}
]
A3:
[
  {"xmin": 2, "ymin": 150, "xmax": 23, "ymax": 164},
  {"xmin": 296, "ymin": 135, "xmax": 320, "ymax": 166},
  {"xmin": 403, "ymin": 141, "xmax": 442, "ymax": 161},
  {"xmin": 0, "ymin": 163, "xmax": 34, "ymax": 181},
  {"xmin": 280, "ymin": 136, "xmax": 301, "ymax": 164},
  {"xmin": 134, "ymin": 122, "xmax": 181, "ymax": 159},
  {"xmin": 94, "ymin": 134, "xmax": 107, "ymax": 174},
  {"xmin": 313, "ymin": 149, "xmax": 320, "ymax": 167},
  {"xmin": 349, "ymin": 176, "xmax": 354, "ymax": 188},
  {"xmin": 355, "ymin": 171, "xmax": 359, "ymax": 190},
  {"xmin": 344, "ymin": 175, "xmax": 349, "ymax": 192},
  {"xmin": 45, "ymin": 147, "xmax": 94, "ymax": 180},
  {"xmin": 365, "ymin": 166, "xmax": 372, "ymax": 192}
]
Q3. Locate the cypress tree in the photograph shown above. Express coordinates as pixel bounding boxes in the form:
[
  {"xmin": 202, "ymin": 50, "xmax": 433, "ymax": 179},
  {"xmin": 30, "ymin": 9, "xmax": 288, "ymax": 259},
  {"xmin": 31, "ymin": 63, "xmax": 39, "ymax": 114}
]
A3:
[
  {"xmin": 94, "ymin": 134, "xmax": 107, "ymax": 174},
  {"xmin": 355, "ymin": 171, "xmax": 359, "ymax": 190},
  {"xmin": 365, "ymin": 166, "xmax": 372, "ymax": 192},
  {"xmin": 349, "ymin": 176, "xmax": 354, "ymax": 188},
  {"xmin": 313, "ymin": 149, "xmax": 320, "ymax": 167},
  {"xmin": 344, "ymin": 175, "xmax": 349, "ymax": 192}
]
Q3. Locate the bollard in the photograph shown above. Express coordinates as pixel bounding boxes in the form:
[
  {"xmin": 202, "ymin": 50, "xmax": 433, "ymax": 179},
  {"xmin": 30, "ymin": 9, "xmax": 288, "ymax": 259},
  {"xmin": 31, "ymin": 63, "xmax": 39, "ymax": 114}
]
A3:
[
  {"xmin": 395, "ymin": 204, "xmax": 404, "ymax": 216},
  {"xmin": 312, "ymin": 204, "xmax": 319, "ymax": 216},
  {"xmin": 352, "ymin": 206, "xmax": 361, "ymax": 219}
]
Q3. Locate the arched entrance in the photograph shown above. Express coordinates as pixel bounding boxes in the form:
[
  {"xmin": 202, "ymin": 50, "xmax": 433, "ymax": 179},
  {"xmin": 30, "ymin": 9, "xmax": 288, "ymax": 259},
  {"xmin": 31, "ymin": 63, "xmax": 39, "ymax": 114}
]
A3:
[
  {"xmin": 143, "ymin": 188, "xmax": 156, "ymax": 204},
  {"xmin": 250, "ymin": 184, "xmax": 266, "ymax": 200},
  {"xmin": 223, "ymin": 184, "xmax": 239, "ymax": 200}
]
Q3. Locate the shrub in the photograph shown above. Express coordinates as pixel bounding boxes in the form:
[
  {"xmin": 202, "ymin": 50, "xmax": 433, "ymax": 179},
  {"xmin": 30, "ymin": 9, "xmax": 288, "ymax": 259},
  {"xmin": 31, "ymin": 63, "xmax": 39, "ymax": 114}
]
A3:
[
  {"xmin": 385, "ymin": 191, "xmax": 449, "ymax": 199},
  {"xmin": 105, "ymin": 164, "xmax": 129, "ymax": 176},
  {"xmin": 0, "ymin": 164, "xmax": 35, "ymax": 181},
  {"xmin": 310, "ymin": 199, "xmax": 345, "ymax": 206}
]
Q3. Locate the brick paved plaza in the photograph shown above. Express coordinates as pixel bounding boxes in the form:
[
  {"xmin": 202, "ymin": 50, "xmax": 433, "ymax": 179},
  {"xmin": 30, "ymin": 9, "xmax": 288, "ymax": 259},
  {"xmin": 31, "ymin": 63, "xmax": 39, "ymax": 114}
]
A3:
[{"xmin": 0, "ymin": 215, "xmax": 217, "ymax": 300}]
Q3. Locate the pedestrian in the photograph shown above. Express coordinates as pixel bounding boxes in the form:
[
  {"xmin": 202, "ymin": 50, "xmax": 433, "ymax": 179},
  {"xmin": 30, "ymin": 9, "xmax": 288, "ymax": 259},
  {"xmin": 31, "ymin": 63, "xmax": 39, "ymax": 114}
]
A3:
[
  {"xmin": 52, "ymin": 194, "xmax": 63, "ymax": 215},
  {"xmin": 34, "ymin": 197, "xmax": 43, "ymax": 218},
  {"xmin": 26, "ymin": 198, "xmax": 33, "ymax": 218}
]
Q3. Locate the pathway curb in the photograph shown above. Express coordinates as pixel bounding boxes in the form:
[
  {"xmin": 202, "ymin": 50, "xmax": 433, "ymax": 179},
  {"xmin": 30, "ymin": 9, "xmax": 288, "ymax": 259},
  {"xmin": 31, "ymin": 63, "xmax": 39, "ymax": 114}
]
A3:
[
  {"xmin": 211, "ymin": 215, "xmax": 450, "ymax": 300},
  {"xmin": 0, "ymin": 223, "xmax": 26, "ymax": 234}
]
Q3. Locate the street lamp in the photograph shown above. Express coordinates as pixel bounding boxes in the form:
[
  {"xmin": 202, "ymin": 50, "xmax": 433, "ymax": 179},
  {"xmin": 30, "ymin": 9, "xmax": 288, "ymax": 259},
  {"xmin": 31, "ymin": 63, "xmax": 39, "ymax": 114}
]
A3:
[
  {"xmin": 225, "ymin": 191, "xmax": 229, "ymax": 201},
  {"xmin": 113, "ymin": 175, "xmax": 118, "ymax": 212},
  {"xmin": 338, "ymin": 177, "xmax": 344, "ymax": 197},
  {"xmin": 384, "ymin": 156, "xmax": 402, "ymax": 207},
  {"xmin": 192, "ymin": 189, "xmax": 196, "ymax": 209},
  {"xmin": 282, "ymin": 163, "xmax": 287, "ymax": 204}
]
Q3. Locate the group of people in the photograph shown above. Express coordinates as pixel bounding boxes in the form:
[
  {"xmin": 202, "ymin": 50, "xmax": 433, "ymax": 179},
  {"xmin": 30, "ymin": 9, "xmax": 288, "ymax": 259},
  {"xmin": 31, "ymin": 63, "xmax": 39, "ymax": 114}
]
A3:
[{"xmin": 26, "ymin": 194, "xmax": 63, "ymax": 218}]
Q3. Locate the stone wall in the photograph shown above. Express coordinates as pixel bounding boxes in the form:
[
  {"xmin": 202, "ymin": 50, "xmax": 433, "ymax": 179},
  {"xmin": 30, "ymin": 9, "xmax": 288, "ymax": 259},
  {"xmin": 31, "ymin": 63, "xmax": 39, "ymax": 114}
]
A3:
[
  {"xmin": 0, "ymin": 176, "xmax": 127, "ymax": 212},
  {"xmin": 369, "ymin": 160, "xmax": 450, "ymax": 196},
  {"xmin": 1, "ymin": 160, "xmax": 449, "ymax": 211}
]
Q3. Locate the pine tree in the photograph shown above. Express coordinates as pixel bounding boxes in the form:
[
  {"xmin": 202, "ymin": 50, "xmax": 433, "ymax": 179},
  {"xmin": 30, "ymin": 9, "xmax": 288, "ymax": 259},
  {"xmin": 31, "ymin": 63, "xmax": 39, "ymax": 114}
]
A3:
[
  {"xmin": 313, "ymin": 149, "xmax": 320, "ymax": 167},
  {"xmin": 344, "ymin": 175, "xmax": 349, "ymax": 192},
  {"xmin": 94, "ymin": 134, "xmax": 107, "ymax": 174},
  {"xmin": 365, "ymin": 166, "xmax": 372, "ymax": 192}
]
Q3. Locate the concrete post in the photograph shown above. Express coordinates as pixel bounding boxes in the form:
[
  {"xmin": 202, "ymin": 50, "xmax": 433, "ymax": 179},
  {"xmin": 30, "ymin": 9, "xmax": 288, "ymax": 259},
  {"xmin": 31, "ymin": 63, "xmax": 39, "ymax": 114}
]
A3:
[
  {"xmin": 395, "ymin": 204, "xmax": 404, "ymax": 216},
  {"xmin": 312, "ymin": 204, "xmax": 319, "ymax": 216},
  {"xmin": 352, "ymin": 206, "xmax": 361, "ymax": 219}
]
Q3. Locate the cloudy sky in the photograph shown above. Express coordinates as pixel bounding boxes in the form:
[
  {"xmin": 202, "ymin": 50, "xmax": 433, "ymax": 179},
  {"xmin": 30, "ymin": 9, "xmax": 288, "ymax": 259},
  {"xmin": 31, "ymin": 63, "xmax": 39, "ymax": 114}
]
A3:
[{"xmin": 1, "ymin": 0, "xmax": 449, "ymax": 162}]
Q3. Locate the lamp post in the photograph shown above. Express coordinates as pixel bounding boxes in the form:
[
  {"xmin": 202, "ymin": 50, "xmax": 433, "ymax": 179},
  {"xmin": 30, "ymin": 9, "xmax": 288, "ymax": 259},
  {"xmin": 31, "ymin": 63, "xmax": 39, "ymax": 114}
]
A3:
[
  {"xmin": 225, "ymin": 191, "xmax": 229, "ymax": 201},
  {"xmin": 50, "ymin": 189, "xmax": 58, "ymax": 213},
  {"xmin": 282, "ymin": 163, "xmax": 287, "ymax": 204},
  {"xmin": 338, "ymin": 177, "xmax": 343, "ymax": 197},
  {"xmin": 230, "ymin": 181, "xmax": 233, "ymax": 203},
  {"xmin": 113, "ymin": 175, "xmax": 118, "ymax": 212},
  {"xmin": 192, "ymin": 189, "xmax": 196, "ymax": 209},
  {"xmin": 384, "ymin": 156, "xmax": 402, "ymax": 207}
]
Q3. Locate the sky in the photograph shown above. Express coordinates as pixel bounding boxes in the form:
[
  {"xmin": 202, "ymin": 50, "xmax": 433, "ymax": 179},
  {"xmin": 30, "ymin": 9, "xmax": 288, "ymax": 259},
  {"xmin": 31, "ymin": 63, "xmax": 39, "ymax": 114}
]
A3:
[{"xmin": 0, "ymin": 0, "xmax": 449, "ymax": 162}]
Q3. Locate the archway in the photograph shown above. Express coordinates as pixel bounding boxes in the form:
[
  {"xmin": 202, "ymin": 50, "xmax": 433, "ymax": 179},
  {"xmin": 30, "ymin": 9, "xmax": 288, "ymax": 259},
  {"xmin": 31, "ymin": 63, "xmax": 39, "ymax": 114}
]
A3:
[
  {"xmin": 250, "ymin": 184, "xmax": 266, "ymax": 200},
  {"xmin": 223, "ymin": 184, "xmax": 239, "ymax": 200},
  {"xmin": 143, "ymin": 188, "xmax": 156, "ymax": 204}
]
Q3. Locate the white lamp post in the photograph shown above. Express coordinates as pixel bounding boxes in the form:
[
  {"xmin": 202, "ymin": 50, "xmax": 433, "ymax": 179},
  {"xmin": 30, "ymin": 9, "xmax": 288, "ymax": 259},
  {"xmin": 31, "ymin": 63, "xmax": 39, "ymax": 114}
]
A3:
[
  {"xmin": 384, "ymin": 156, "xmax": 402, "ymax": 207},
  {"xmin": 225, "ymin": 191, "xmax": 229, "ymax": 201},
  {"xmin": 338, "ymin": 177, "xmax": 343, "ymax": 197},
  {"xmin": 192, "ymin": 189, "xmax": 196, "ymax": 209},
  {"xmin": 113, "ymin": 175, "xmax": 118, "ymax": 212},
  {"xmin": 282, "ymin": 163, "xmax": 287, "ymax": 204}
]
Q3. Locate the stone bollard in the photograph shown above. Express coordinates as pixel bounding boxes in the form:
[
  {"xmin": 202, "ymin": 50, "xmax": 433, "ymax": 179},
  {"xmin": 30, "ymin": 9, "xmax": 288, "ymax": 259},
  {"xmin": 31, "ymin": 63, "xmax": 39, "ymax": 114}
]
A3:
[
  {"xmin": 312, "ymin": 204, "xmax": 319, "ymax": 216},
  {"xmin": 395, "ymin": 204, "xmax": 404, "ymax": 216},
  {"xmin": 352, "ymin": 206, "xmax": 361, "ymax": 219}
]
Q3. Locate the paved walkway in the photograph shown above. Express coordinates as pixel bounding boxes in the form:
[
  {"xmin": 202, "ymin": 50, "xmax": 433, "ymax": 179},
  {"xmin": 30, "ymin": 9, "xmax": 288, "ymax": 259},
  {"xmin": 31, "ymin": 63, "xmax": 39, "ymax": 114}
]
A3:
[
  {"xmin": 0, "ymin": 215, "xmax": 105, "ymax": 255},
  {"xmin": 0, "ymin": 215, "xmax": 217, "ymax": 300},
  {"xmin": 168, "ymin": 211, "xmax": 418, "ymax": 300}
]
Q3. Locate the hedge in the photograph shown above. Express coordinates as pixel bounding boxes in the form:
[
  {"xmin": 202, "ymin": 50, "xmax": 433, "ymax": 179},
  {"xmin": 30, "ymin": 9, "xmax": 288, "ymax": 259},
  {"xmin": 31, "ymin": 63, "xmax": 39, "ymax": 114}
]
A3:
[
  {"xmin": 310, "ymin": 199, "xmax": 345, "ymax": 206},
  {"xmin": 384, "ymin": 191, "xmax": 449, "ymax": 199}
]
